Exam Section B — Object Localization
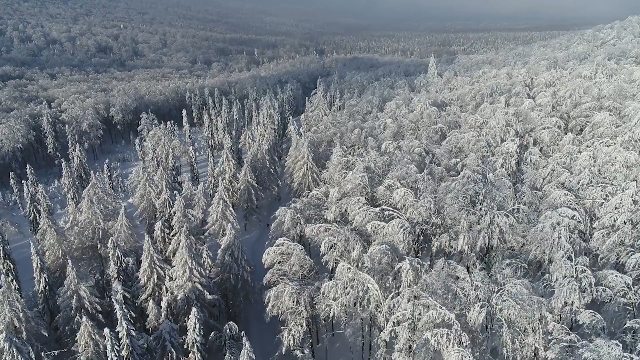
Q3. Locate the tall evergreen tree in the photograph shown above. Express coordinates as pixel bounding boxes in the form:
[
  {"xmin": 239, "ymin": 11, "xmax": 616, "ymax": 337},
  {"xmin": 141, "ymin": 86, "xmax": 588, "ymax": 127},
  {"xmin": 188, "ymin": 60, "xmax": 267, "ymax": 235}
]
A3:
[
  {"xmin": 35, "ymin": 215, "xmax": 66, "ymax": 277},
  {"xmin": 285, "ymin": 137, "xmax": 320, "ymax": 197},
  {"xmin": 55, "ymin": 260, "xmax": 103, "ymax": 343},
  {"xmin": 30, "ymin": 240, "xmax": 56, "ymax": 329},
  {"xmin": 239, "ymin": 332, "xmax": 255, "ymax": 360},
  {"xmin": 132, "ymin": 169, "xmax": 156, "ymax": 233},
  {"xmin": 217, "ymin": 224, "xmax": 253, "ymax": 322},
  {"xmin": 61, "ymin": 159, "xmax": 80, "ymax": 207},
  {"xmin": 206, "ymin": 179, "xmax": 239, "ymax": 241},
  {"xmin": 151, "ymin": 296, "xmax": 183, "ymax": 360},
  {"xmin": 137, "ymin": 235, "xmax": 167, "ymax": 332},
  {"xmin": 111, "ymin": 205, "xmax": 138, "ymax": 254},
  {"xmin": 104, "ymin": 327, "xmax": 121, "ymax": 360},
  {"xmin": 168, "ymin": 225, "xmax": 216, "ymax": 323},
  {"xmin": 214, "ymin": 136, "xmax": 239, "ymax": 203},
  {"xmin": 113, "ymin": 281, "xmax": 145, "ymax": 360},
  {"xmin": 0, "ymin": 232, "xmax": 21, "ymax": 294},
  {"xmin": 71, "ymin": 143, "xmax": 91, "ymax": 192},
  {"xmin": 237, "ymin": 151, "xmax": 261, "ymax": 228},
  {"xmin": 185, "ymin": 307, "xmax": 205, "ymax": 360},
  {"xmin": 73, "ymin": 315, "xmax": 105, "ymax": 360}
]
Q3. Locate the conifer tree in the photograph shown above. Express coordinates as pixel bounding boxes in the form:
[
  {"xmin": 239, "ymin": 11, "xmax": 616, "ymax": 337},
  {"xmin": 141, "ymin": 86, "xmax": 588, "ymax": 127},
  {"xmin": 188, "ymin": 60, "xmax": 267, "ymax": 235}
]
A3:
[
  {"xmin": 286, "ymin": 137, "xmax": 320, "ymax": 197},
  {"xmin": 206, "ymin": 149, "xmax": 217, "ymax": 198},
  {"xmin": 9, "ymin": 172, "xmax": 22, "ymax": 210},
  {"xmin": 0, "ymin": 333, "xmax": 35, "ymax": 360},
  {"xmin": 0, "ymin": 232, "xmax": 21, "ymax": 294},
  {"xmin": 237, "ymin": 151, "xmax": 261, "ymax": 228},
  {"xmin": 71, "ymin": 143, "xmax": 91, "ymax": 191},
  {"xmin": 30, "ymin": 240, "xmax": 56, "ymax": 329},
  {"xmin": 132, "ymin": 169, "xmax": 156, "ymax": 233},
  {"xmin": 35, "ymin": 215, "xmax": 66, "ymax": 277},
  {"xmin": 214, "ymin": 136, "xmax": 239, "ymax": 203},
  {"xmin": 35, "ymin": 184, "xmax": 53, "ymax": 221},
  {"xmin": 153, "ymin": 221, "xmax": 171, "ymax": 261},
  {"xmin": 111, "ymin": 205, "xmax": 138, "ymax": 254},
  {"xmin": 137, "ymin": 235, "xmax": 167, "ymax": 332},
  {"xmin": 168, "ymin": 225, "xmax": 214, "ymax": 323},
  {"xmin": 61, "ymin": 159, "xmax": 80, "ymax": 207},
  {"xmin": 167, "ymin": 194, "xmax": 189, "ymax": 259},
  {"xmin": 104, "ymin": 327, "xmax": 120, "ymax": 360},
  {"xmin": 190, "ymin": 183, "xmax": 208, "ymax": 233},
  {"xmin": 0, "ymin": 280, "xmax": 38, "ymax": 347},
  {"xmin": 151, "ymin": 296, "xmax": 183, "ymax": 360},
  {"xmin": 186, "ymin": 307, "xmax": 205, "ymax": 360},
  {"xmin": 24, "ymin": 165, "xmax": 40, "ymax": 233},
  {"xmin": 73, "ymin": 315, "xmax": 105, "ymax": 360},
  {"xmin": 56, "ymin": 260, "xmax": 103, "ymax": 343},
  {"xmin": 206, "ymin": 179, "xmax": 239, "ymax": 241},
  {"xmin": 210, "ymin": 322, "xmax": 241, "ymax": 360},
  {"xmin": 113, "ymin": 281, "xmax": 145, "ymax": 360},
  {"xmin": 239, "ymin": 332, "xmax": 255, "ymax": 360},
  {"xmin": 217, "ymin": 224, "xmax": 253, "ymax": 322}
]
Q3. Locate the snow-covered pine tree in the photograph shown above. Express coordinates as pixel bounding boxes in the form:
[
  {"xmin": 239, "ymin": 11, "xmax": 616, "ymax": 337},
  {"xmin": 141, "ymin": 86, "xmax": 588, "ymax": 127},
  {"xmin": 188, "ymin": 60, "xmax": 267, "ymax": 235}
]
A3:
[
  {"xmin": 30, "ymin": 240, "xmax": 56, "ymax": 329},
  {"xmin": 209, "ymin": 322, "xmax": 241, "ymax": 360},
  {"xmin": 113, "ymin": 281, "xmax": 145, "ymax": 360},
  {"xmin": 35, "ymin": 215, "xmax": 66, "ymax": 278},
  {"xmin": 151, "ymin": 296, "xmax": 183, "ymax": 360},
  {"xmin": 167, "ymin": 194, "xmax": 189, "ymax": 259},
  {"xmin": 183, "ymin": 109, "xmax": 200, "ymax": 185},
  {"xmin": 185, "ymin": 307, "xmax": 205, "ymax": 360},
  {"xmin": 239, "ymin": 332, "xmax": 255, "ymax": 360},
  {"xmin": 9, "ymin": 172, "xmax": 22, "ymax": 210},
  {"xmin": 190, "ymin": 183, "xmax": 208, "ymax": 234},
  {"xmin": 104, "ymin": 327, "xmax": 120, "ymax": 360},
  {"xmin": 205, "ymin": 179, "xmax": 239, "ymax": 241},
  {"xmin": 154, "ymin": 183, "xmax": 174, "ymax": 229},
  {"xmin": 132, "ymin": 168, "xmax": 156, "ymax": 233},
  {"xmin": 137, "ymin": 235, "xmax": 167, "ymax": 332},
  {"xmin": 0, "ymin": 278, "xmax": 40, "ymax": 352},
  {"xmin": 286, "ymin": 137, "xmax": 321, "ymax": 197},
  {"xmin": 111, "ymin": 205, "xmax": 138, "ymax": 254},
  {"xmin": 0, "ymin": 332, "xmax": 36, "ymax": 360},
  {"xmin": 107, "ymin": 236, "xmax": 138, "ymax": 323},
  {"xmin": 35, "ymin": 184, "xmax": 53, "ymax": 221},
  {"xmin": 73, "ymin": 315, "xmax": 105, "ymax": 360},
  {"xmin": 152, "ymin": 220, "xmax": 171, "ymax": 261},
  {"xmin": 71, "ymin": 143, "xmax": 91, "ymax": 192},
  {"xmin": 214, "ymin": 136, "xmax": 239, "ymax": 203},
  {"xmin": 206, "ymin": 151, "xmax": 217, "ymax": 198},
  {"xmin": 0, "ymin": 231, "xmax": 21, "ymax": 294},
  {"xmin": 138, "ymin": 111, "xmax": 159, "ymax": 139},
  {"xmin": 168, "ymin": 225, "xmax": 216, "ymax": 323},
  {"xmin": 61, "ymin": 159, "xmax": 80, "ymax": 207},
  {"xmin": 103, "ymin": 160, "xmax": 115, "ymax": 193},
  {"xmin": 24, "ymin": 165, "xmax": 40, "ymax": 233},
  {"xmin": 55, "ymin": 260, "xmax": 103, "ymax": 343},
  {"xmin": 237, "ymin": 150, "xmax": 261, "ymax": 228},
  {"xmin": 217, "ymin": 223, "xmax": 253, "ymax": 322},
  {"xmin": 34, "ymin": 112, "xmax": 55, "ymax": 160}
]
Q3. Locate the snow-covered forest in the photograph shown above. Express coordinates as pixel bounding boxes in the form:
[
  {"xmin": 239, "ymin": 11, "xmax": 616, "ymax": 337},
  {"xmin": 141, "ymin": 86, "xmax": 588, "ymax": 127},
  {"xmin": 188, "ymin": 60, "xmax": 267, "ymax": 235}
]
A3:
[{"xmin": 2, "ymin": 0, "xmax": 640, "ymax": 359}]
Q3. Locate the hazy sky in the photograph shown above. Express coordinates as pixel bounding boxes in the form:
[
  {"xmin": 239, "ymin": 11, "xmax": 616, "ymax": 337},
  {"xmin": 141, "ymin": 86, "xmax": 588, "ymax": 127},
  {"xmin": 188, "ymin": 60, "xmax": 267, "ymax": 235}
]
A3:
[{"xmin": 266, "ymin": 0, "xmax": 640, "ymax": 24}]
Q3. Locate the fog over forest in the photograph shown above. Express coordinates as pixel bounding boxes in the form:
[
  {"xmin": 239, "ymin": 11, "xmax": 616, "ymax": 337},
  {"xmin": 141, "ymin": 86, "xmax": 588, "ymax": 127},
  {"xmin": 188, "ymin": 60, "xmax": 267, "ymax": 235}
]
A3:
[{"xmin": 1, "ymin": 0, "xmax": 640, "ymax": 359}]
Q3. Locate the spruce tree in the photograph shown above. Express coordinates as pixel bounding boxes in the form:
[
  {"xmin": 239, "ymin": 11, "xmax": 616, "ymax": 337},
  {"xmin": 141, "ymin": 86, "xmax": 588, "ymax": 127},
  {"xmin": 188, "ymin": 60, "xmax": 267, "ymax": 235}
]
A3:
[
  {"xmin": 186, "ymin": 307, "xmax": 205, "ymax": 360},
  {"xmin": 237, "ymin": 151, "xmax": 261, "ymax": 229},
  {"xmin": 167, "ymin": 225, "xmax": 213, "ymax": 323},
  {"xmin": 30, "ymin": 240, "xmax": 56, "ymax": 329},
  {"xmin": 104, "ymin": 327, "xmax": 121, "ymax": 360},
  {"xmin": 61, "ymin": 159, "xmax": 80, "ymax": 207},
  {"xmin": 137, "ymin": 235, "xmax": 167, "ymax": 332},
  {"xmin": 9, "ymin": 172, "xmax": 22, "ymax": 210},
  {"xmin": 214, "ymin": 136, "xmax": 239, "ymax": 203},
  {"xmin": 151, "ymin": 296, "xmax": 183, "ymax": 360},
  {"xmin": 0, "ymin": 232, "xmax": 21, "ymax": 294},
  {"xmin": 167, "ymin": 194, "xmax": 189, "ymax": 259},
  {"xmin": 132, "ymin": 169, "xmax": 156, "ymax": 233},
  {"xmin": 113, "ymin": 281, "xmax": 144, "ymax": 360},
  {"xmin": 55, "ymin": 260, "xmax": 103, "ymax": 343},
  {"xmin": 217, "ymin": 224, "xmax": 253, "ymax": 322},
  {"xmin": 239, "ymin": 332, "xmax": 255, "ymax": 360},
  {"xmin": 35, "ymin": 215, "xmax": 66, "ymax": 277},
  {"xmin": 73, "ymin": 315, "xmax": 105, "ymax": 360},
  {"xmin": 205, "ymin": 179, "xmax": 239, "ymax": 241},
  {"xmin": 111, "ymin": 205, "xmax": 138, "ymax": 254},
  {"xmin": 286, "ymin": 137, "xmax": 320, "ymax": 197}
]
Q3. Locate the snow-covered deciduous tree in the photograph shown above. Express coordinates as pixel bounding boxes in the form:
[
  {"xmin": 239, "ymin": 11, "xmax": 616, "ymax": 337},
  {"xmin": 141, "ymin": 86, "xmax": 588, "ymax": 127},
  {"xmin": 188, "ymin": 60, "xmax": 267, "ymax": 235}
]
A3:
[
  {"xmin": 73, "ymin": 315, "xmax": 105, "ymax": 360},
  {"xmin": 56, "ymin": 260, "xmax": 103, "ymax": 344}
]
